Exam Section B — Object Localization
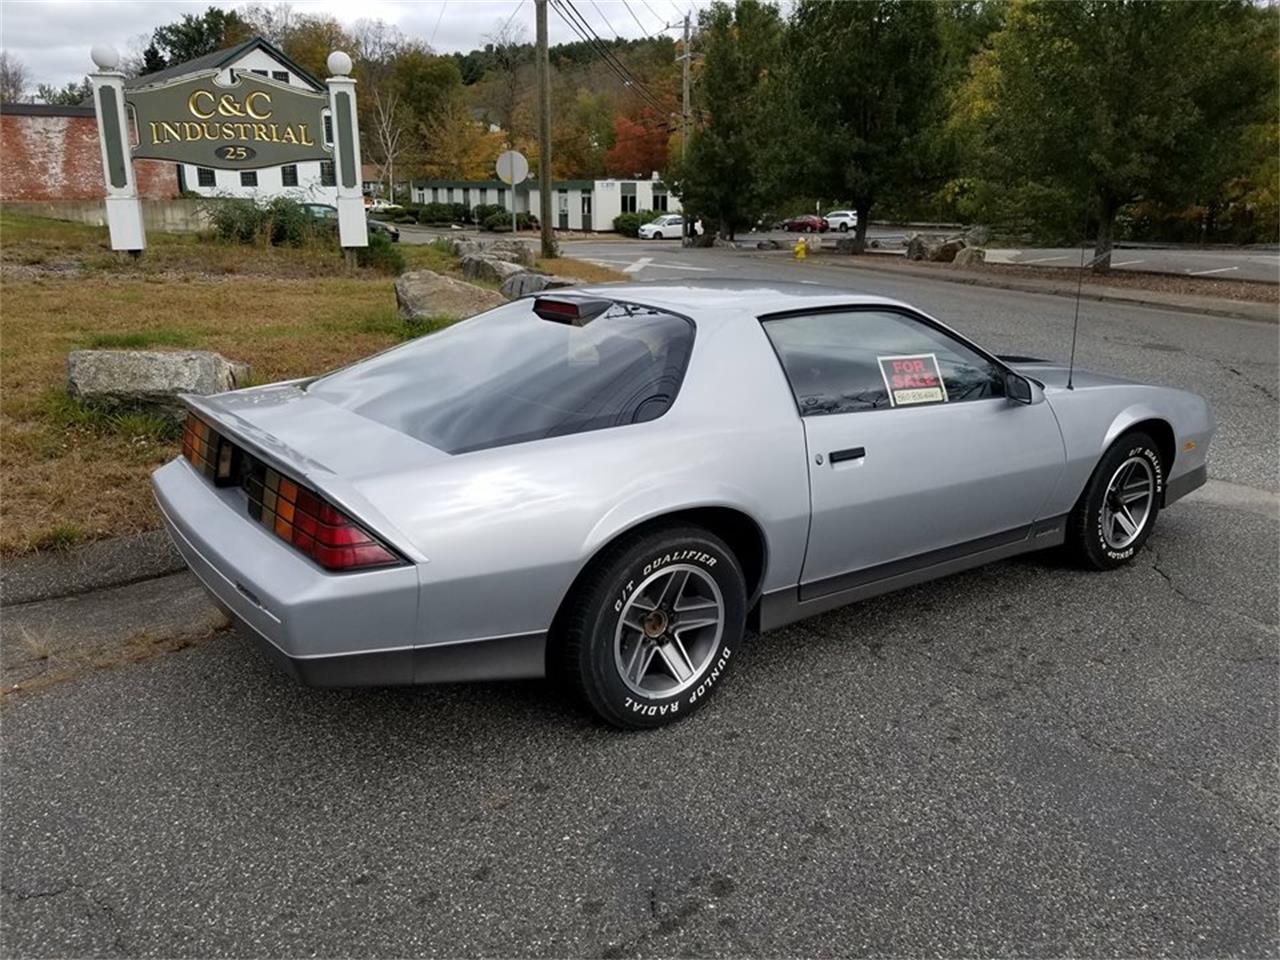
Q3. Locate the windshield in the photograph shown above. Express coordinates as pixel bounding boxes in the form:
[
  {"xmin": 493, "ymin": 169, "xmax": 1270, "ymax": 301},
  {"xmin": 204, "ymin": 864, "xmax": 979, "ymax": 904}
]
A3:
[{"xmin": 309, "ymin": 300, "xmax": 695, "ymax": 454}]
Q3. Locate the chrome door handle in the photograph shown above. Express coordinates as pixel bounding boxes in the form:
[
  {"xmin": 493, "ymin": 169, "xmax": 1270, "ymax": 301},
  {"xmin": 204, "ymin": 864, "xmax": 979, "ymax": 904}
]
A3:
[{"xmin": 829, "ymin": 447, "xmax": 865, "ymax": 464}]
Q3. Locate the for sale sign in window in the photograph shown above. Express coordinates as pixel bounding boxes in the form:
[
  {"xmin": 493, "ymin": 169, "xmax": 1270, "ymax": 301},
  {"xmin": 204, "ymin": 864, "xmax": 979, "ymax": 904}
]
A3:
[{"xmin": 877, "ymin": 354, "xmax": 948, "ymax": 407}]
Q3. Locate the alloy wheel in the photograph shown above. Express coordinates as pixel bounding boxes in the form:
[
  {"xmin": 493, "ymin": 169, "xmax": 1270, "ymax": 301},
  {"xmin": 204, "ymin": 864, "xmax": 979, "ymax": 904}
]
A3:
[
  {"xmin": 1101, "ymin": 455, "xmax": 1156, "ymax": 549},
  {"xmin": 614, "ymin": 564, "xmax": 725, "ymax": 698}
]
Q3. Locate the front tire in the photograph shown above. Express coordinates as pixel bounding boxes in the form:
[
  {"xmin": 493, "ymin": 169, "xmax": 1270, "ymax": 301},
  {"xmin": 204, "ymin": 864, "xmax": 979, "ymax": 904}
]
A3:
[
  {"xmin": 653, "ymin": 231, "xmax": 663, "ymax": 240},
  {"xmin": 1065, "ymin": 432, "xmax": 1164, "ymax": 570},
  {"xmin": 555, "ymin": 526, "xmax": 747, "ymax": 728},
  {"xmin": 839, "ymin": 223, "xmax": 849, "ymax": 232}
]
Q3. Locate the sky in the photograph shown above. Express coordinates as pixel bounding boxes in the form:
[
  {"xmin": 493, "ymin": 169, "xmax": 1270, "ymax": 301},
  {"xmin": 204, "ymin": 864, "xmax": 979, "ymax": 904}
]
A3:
[{"xmin": 0, "ymin": 0, "xmax": 704, "ymax": 88}]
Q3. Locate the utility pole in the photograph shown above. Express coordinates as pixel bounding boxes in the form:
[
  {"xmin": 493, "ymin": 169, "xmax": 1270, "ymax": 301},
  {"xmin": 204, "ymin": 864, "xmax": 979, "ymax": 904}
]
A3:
[
  {"xmin": 535, "ymin": 0, "xmax": 555, "ymax": 258},
  {"xmin": 680, "ymin": 13, "xmax": 691, "ymax": 160}
]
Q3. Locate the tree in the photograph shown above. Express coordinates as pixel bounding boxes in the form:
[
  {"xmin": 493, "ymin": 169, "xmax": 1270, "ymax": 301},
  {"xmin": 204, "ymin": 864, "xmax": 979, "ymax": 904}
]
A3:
[
  {"xmin": 142, "ymin": 7, "xmax": 253, "ymax": 71},
  {"xmin": 421, "ymin": 94, "xmax": 505, "ymax": 180},
  {"xmin": 0, "ymin": 51, "xmax": 30, "ymax": 103},
  {"xmin": 957, "ymin": 0, "xmax": 1277, "ymax": 269},
  {"xmin": 769, "ymin": 0, "xmax": 945, "ymax": 251},
  {"xmin": 603, "ymin": 108, "xmax": 670, "ymax": 178},
  {"xmin": 37, "ymin": 78, "xmax": 92, "ymax": 106},
  {"xmin": 478, "ymin": 21, "xmax": 530, "ymax": 143},
  {"xmin": 666, "ymin": 0, "xmax": 784, "ymax": 239},
  {"xmin": 279, "ymin": 13, "xmax": 352, "ymax": 84}
]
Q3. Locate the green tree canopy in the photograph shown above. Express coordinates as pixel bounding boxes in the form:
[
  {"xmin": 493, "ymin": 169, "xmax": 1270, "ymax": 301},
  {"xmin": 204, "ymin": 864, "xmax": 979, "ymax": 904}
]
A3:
[
  {"xmin": 666, "ymin": 0, "xmax": 784, "ymax": 239},
  {"xmin": 955, "ymin": 0, "xmax": 1278, "ymax": 268},
  {"xmin": 142, "ymin": 7, "xmax": 253, "ymax": 72},
  {"xmin": 763, "ymin": 0, "xmax": 946, "ymax": 250}
]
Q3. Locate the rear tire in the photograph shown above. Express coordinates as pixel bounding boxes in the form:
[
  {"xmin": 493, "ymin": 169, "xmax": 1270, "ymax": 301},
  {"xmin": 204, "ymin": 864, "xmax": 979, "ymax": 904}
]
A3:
[
  {"xmin": 554, "ymin": 526, "xmax": 747, "ymax": 729},
  {"xmin": 839, "ymin": 223, "xmax": 849, "ymax": 232},
  {"xmin": 1065, "ymin": 431, "xmax": 1164, "ymax": 570}
]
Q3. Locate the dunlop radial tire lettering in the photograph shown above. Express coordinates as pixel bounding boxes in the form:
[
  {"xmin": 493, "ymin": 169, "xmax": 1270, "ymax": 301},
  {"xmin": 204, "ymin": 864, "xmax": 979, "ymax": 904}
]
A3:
[{"xmin": 553, "ymin": 525, "xmax": 747, "ymax": 729}]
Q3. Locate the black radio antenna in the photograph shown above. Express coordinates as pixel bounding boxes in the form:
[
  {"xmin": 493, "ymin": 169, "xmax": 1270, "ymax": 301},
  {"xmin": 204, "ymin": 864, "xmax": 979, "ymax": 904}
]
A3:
[{"xmin": 1067, "ymin": 236, "xmax": 1086, "ymax": 391}]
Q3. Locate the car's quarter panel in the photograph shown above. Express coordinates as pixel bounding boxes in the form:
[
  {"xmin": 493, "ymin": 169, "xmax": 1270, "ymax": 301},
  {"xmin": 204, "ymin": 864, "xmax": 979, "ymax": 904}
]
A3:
[{"xmin": 798, "ymin": 397, "xmax": 1066, "ymax": 596}]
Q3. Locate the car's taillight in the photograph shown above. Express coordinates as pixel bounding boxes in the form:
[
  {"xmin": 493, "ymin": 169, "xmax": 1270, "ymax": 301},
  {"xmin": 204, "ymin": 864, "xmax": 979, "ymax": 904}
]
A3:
[
  {"xmin": 244, "ymin": 466, "xmax": 400, "ymax": 572},
  {"xmin": 181, "ymin": 413, "xmax": 235, "ymax": 484}
]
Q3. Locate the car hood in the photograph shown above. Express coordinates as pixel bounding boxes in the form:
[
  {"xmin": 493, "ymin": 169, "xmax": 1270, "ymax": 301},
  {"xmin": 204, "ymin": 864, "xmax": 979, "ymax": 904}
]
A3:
[{"xmin": 1007, "ymin": 361, "xmax": 1139, "ymax": 391}]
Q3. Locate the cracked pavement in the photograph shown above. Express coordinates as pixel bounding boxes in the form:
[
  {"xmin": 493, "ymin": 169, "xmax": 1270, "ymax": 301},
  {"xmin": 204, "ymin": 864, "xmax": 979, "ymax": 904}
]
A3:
[{"xmin": 1, "ymin": 265, "xmax": 1276, "ymax": 957}]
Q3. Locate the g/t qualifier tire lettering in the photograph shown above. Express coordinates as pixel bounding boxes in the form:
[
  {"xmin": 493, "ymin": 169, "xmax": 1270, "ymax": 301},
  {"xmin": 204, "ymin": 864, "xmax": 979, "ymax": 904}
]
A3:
[
  {"xmin": 1066, "ymin": 431, "xmax": 1164, "ymax": 571},
  {"xmin": 554, "ymin": 525, "xmax": 747, "ymax": 729}
]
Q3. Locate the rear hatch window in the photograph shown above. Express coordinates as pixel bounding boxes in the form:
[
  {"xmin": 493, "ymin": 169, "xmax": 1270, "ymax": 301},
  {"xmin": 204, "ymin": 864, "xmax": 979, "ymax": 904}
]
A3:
[{"xmin": 308, "ymin": 299, "xmax": 694, "ymax": 454}]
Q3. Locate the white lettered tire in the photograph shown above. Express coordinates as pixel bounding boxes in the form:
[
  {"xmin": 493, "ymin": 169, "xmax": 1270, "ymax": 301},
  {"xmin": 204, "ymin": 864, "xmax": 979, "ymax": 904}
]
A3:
[
  {"xmin": 555, "ymin": 526, "xmax": 747, "ymax": 728},
  {"xmin": 1066, "ymin": 431, "xmax": 1164, "ymax": 570}
]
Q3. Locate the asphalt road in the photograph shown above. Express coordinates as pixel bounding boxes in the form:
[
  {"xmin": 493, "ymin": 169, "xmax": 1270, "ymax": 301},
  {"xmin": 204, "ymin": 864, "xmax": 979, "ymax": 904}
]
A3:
[
  {"xmin": 3, "ymin": 254, "xmax": 1277, "ymax": 957},
  {"xmin": 402, "ymin": 223, "xmax": 1279, "ymax": 282}
]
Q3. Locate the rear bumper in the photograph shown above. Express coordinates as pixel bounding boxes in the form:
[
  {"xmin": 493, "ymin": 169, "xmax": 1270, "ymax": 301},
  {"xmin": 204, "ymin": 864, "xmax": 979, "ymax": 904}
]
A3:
[
  {"xmin": 153, "ymin": 457, "xmax": 548, "ymax": 687},
  {"xmin": 1164, "ymin": 464, "xmax": 1207, "ymax": 507},
  {"xmin": 153, "ymin": 457, "xmax": 420, "ymax": 686}
]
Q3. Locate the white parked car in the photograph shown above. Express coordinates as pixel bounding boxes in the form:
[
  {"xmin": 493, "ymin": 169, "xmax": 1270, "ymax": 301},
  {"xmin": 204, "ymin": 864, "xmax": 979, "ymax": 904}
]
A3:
[
  {"xmin": 638, "ymin": 214, "xmax": 685, "ymax": 239},
  {"xmin": 366, "ymin": 198, "xmax": 402, "ymax": 213},
  {"xmin": 824, "ymin": 210, "xmax": 858, "ymax": 232}
]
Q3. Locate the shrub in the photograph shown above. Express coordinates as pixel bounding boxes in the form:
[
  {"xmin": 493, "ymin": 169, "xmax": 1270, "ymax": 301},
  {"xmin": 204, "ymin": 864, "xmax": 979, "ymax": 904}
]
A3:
[
  {"xmin": 483, "ymin": 211, "xmax": 539, "ymax": 232},
  {"xmin": 356, "ymin": 231, "xmax": 405, "ymax": 275},
  {"xmin": 206, "ymin": 198, "xmax": 266, "ymax": 244},
  {"xmin": 415, "ymin": 202, "xmax": 458, "ymax": 224},
  {"xmin": 263, "ymin": 196, "xmax": 312, "ymax": 247},
  {"xmin": 204, "ymin": 196, "xmax": 318, "ymax": 247},
  {"xmin": 613, "ymin": 209, "xmax": 655, "ymax": 238},
  {"xmin": 473, "ymin": 203, "xmax": 507, "ymax": 227}
]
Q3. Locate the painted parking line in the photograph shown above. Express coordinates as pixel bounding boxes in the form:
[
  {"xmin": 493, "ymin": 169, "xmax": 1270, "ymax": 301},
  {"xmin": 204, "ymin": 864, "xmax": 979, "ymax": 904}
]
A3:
[
  {"xmin": 1189, "ymin": 266, "xmax": 1239, "ymax": 276},
  {"xmin": 1020, "ymin": 255, "xmax": 1069, "ymax": 264},
  {"xmin": 649, "ymin": 262, "xmax": 712, "ymax": 272},
  {"xmin": 623, "ymin": 257, "xmax": 654, "ymax": 274},
  {"xmin": 1111, "ymin": 259, "xmax": 1145, "ymax": 267}
]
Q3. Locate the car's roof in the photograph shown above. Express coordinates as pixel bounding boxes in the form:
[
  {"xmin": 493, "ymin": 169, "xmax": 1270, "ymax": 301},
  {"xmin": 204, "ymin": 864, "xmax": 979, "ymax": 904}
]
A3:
[{"xmin": 571, "ymin": 278, "xmax": 910, "ymax": 318}]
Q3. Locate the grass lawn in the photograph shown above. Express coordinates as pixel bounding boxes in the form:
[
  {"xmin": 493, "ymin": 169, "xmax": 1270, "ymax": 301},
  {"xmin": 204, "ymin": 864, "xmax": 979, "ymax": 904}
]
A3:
[{"xmin": 0, "ymin": 212, "xmax": 625, "ymax": 554}]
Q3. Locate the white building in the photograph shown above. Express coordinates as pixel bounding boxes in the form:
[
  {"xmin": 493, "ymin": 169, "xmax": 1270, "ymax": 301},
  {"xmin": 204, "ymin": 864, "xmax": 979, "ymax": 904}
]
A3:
[
  {"xmin": 410, "ymin": 177, "xmax": 680, "ymax": 232},
  {"xmin": 129, "ymin": 37, "xmax": 337, "ymax": 204}
]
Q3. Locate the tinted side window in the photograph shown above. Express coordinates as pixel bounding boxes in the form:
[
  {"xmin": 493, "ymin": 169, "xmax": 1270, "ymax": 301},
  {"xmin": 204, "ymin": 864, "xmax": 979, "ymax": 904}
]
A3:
[{"xmin": 762, "ymin": 309, "xmax": 1004, "ymax": 415}]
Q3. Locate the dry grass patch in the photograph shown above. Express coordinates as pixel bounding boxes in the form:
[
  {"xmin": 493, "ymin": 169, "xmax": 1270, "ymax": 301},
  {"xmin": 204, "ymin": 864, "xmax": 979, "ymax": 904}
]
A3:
[{"xmin": 1, "ymin": 274, "xmax": 402, "ymax": 552}]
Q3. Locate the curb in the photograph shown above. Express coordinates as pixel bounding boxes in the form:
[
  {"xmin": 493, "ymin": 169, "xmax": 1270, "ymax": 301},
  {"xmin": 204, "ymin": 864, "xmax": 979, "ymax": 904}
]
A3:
[
  {"xmin": 1, "ymin": 529, "xmax": 185, "ymax": 607},
  {"xmin": 757, "ymin": 252, "xmax": 1278, "ymax": 323}
]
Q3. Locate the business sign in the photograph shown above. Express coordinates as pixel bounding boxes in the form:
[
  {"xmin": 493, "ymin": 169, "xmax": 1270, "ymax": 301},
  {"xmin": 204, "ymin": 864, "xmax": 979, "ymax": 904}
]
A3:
[
  {"xmin": 126, "ymin": 71, "xmax": 330, "ymax": 169},
  {"xmin": 878, "ymin": 353, "xmax": 949, "ymax": 407}
]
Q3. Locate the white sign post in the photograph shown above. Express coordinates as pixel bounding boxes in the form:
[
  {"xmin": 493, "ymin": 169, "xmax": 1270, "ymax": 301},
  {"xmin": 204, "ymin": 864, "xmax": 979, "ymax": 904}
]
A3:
[
  {"xmin": 496, "ymin": 150, "xmax": 529, "ymax": 235},
  {"xmin": 325, "ymin": 51, "xmax": 368, "ymax": 251},
  {"xmin": 88, "ymin": 45, "xmax": 145, "ymax": 253}
]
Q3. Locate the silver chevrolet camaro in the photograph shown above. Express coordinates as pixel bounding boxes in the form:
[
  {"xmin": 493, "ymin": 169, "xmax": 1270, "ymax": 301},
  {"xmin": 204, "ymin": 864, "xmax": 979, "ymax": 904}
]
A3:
[{"xmin": 153, "ymin": 280, "xmax": 1212, "ymax": 728}]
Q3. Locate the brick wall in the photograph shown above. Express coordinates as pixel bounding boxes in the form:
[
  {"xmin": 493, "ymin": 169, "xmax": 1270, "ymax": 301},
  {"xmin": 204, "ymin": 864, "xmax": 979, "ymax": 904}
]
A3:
[{"xmin": 0, "ymin": 107, "xmax": 179, "ymax": 202}]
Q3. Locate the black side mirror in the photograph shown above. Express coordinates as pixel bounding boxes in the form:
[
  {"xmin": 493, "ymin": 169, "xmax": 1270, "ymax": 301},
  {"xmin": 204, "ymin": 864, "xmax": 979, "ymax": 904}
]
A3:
[{"xmin": 1005, "ymin": 371, "xmax": 1034, "ymax": 405}]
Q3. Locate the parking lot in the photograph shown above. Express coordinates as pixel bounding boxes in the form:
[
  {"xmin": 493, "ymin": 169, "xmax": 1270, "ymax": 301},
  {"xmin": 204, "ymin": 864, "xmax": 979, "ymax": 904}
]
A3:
[{"xmin": 3, "ymin": 252, "xmax": 1277, "ymax": 957}]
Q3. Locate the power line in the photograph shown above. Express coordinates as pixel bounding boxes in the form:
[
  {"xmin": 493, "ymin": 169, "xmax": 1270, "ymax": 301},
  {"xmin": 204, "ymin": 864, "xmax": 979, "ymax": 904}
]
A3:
[
  {"xmin": 620, "ymin": 0, "xmax": 652, "ymax": 37},
  {"xmin": 430, "ymin": 1, "xmax": 449, "ymax": 45},
  {"xmin": 498, "ymin": 0, "xmax": 526, "ymax": 36},
  {"xmin": 639, "ymin": 0, "xmax": 665, "ymax": 23},
  {"xmin": 562, "ymin": 0, "xmax": 672, "ymax": 111},
  {"xmin": 552, "ymin": 0, "xmax": 672, "ymax": 115}
]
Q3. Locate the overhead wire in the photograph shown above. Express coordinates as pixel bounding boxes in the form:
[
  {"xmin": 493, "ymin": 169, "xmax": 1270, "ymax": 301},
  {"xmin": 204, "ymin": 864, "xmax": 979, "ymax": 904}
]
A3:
[
  {"xmin": 552, "ymin": 0, "xmax": 673, "ymax": 116},
  {"xmin": 620, "ymin": 0, "xmax": 652, "ymax": 37},
  {"xmin": 430, "ymin": 1, "xmax": 449, "ymax": 45},
  {"xmin": 561, "ymin": 0, "xmax": 673, "ymax": 112}
]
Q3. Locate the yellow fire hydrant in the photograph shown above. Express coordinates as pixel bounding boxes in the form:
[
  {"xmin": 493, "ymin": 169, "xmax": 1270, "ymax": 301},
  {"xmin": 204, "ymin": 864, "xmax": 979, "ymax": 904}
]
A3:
[{"xmin": 794, "ymin": 237, "xmax": 808, "ymax": 260}]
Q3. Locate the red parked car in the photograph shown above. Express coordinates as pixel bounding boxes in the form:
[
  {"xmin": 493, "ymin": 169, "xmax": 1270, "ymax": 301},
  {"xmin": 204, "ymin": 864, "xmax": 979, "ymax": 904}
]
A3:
[{"xmin": 782, "ymin": 214, "xmax": 828, "ymax": 233}]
